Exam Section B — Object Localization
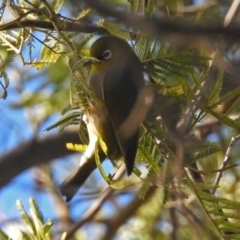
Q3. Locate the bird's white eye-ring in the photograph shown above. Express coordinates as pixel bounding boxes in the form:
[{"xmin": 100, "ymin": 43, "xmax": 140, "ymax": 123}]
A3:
[{"xmin": 102, "ymin": 50, "xmax": 112, "ymax": 60}]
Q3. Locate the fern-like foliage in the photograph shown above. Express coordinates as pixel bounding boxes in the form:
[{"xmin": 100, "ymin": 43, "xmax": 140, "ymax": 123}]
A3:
[
  {"xmin": 0, "ymin": 50, "xmax": 15, "ymax": 99},
  {"xmin": 0, "ymin": 198, "xmax": 66, "ymax": 240},
  {"xmin": 193, "ymin": 189, "xmax": 240, "ymax": 239}
]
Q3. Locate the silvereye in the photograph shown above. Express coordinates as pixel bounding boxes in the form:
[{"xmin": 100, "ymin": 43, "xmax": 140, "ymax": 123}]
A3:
[{"xmin": 60, "ymin": 35, "xmax": 152, "ymax": 201}]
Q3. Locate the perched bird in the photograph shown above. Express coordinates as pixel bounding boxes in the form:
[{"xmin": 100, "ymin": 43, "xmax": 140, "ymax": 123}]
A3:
[{"xmin": 60, "ymin": 35, "xmax": 153, "ymax": 201}]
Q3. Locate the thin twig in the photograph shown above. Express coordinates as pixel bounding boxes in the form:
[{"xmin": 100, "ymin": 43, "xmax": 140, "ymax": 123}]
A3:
[
  {"xmin": 102, "ymin": 187, "xmax": 157, "ymax": 240},
  {"xmin": 212, "ymin": 134, "xmax": 240, "ymax": 194},
  {"xmin": 40, "ymin": 0, "xmax": 75, "ymax": 52},
  {"xmin": 186, "ymin": 163, "xmax": 239, "ymax": 175},
  {"xmin": 65, "ymin": 165, "xmax": 126, "ymax": 239},
  {"xmin": 224, "ymin": 0, "xmax": 240, "ymax": 27}
]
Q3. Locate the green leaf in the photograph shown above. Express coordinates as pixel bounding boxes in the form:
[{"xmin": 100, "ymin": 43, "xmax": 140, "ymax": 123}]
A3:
[
  {"xmin": 29, "ymin": 198, "xmax": 44, "ymax": 225},
  {"xmin": 68, "ymin": 55, "xmax": 95, "ymax": 109},
  {"xmin": 206, "ymin": 73, "xmax": 223, "ymax": 107},
  {"xmin": 66, "ymin": 143, "xmax": 87, "ymax": 152},
  {"xmin": 98, "ymin": 20, "xmax": 130, "ymax": 39},
  {"xmin": 138, "ymin": 174, "xmax": 152, "ymax": 200},
  {"xmin": 39, "ymin": 45, "xmax": 61, "ymax": 70},
  {"xmin": 145, "ymin": 0, "xmax": 155, "ymax": 16},
  {"xmin": 95, "ymin": 141, "xmax": 111, "ymax": 183},
  {"xmin": 218, "ymin": 86, "xmax": 240, "ymax": 105},
  {"xmin": 185, "ymin": 141, "xmax": 220, "ymax": 164},
  {"xmin": 0, "ymin": 55, "xmax": 9, "ymax": 99},
  {"xmin": 180, "ymin": 77, "xmax": 193, "ymax": 99},
  {"xmin": 130, "ymin": 0, "xmax": 140, "ymax": 13},
  {"xmin": 14, "ymin": 198, "xmax": 62, "ymax": 240},
  {"xmin": 42, "ymin": 221, "xmax": 53, "ymax": 236},
  {"xmin": 138, "ymin": 145, "xmax": 160, "ymax": 172},
  {"xmin": 51, "ymin": 0, "xmax": 64, "ymax": 13},
  {"xmin": 110, "ymin": 178, "xmax": 135, "ymax": 189},
  {"xmin": 21, "ymin": 231, "xmax": 33, "ymax": 240},
  {"xmin": 225, "ymin": 96, "xmax": 240, "ymax": 115},
  {"xmin": 135, "ymin": 33, "xmax": 153, "ymax": 61},
  {"xmin": 16, "ymin": 200, "xmax": 37, "ymax": 235},
  {"xmin": 60, "ymin": 232, "xmax": 67, "ymax": 240},
  {"xmin": 0, "ymin": 230, "xmax": 11, "ymax": 240},
  {"xmin": 45, "ymin": 109, "xmax": 81, "ymax": 131},
  {"xmin": 99, "ymin": 137, "xmax": 108, "ymax": 156},
  {"xmin": 207, "ymin": 109, "xmax": 240, "ymax": 130}
]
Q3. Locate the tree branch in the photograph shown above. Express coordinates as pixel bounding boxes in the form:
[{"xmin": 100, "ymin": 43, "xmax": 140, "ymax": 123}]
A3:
[
  {"xmin": 1, "ymin": 1, "xmax": 240, "ymax": 40},
  {"xmin": 0, "ymin": 19, "xmax": 108, "ymax": 33},
  {"xmin": 102, "ymin": 186, "xmax": 157, "ymax": 240},
  {"xmin": 65, "ymin": 165, "xmax": 126, "ymax": 239},
  {"xmin": 82, "ymin": 0, "xmax": 240, "ymax": 39},
  {"xmin": 0, "ymin": 129, "xmax": 79, "ymax": 189}
]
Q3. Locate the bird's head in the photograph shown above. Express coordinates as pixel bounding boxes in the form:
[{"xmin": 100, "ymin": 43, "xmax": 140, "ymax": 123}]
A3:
[{"xmin": 89, "ymin": 35, "xmax": 136, "ymax": 72}]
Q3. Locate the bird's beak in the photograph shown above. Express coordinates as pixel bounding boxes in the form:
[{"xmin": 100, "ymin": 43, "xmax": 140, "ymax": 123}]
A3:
[{"xmin": 83, "ymin": 57, "xmax": 99, "ymax": 67}]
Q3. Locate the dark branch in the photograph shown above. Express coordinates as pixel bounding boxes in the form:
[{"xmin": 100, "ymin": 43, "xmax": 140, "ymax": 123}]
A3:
[
  {"xmin": 1, "ymin": 0, "xmax": 240, "ymax": 41},
  {"xmin": 82, "ymin": 0, "xmax": 240, "ymax": 39},
  {"xmin": 102, "ymin": 186, "xmax": 157, "ymax": 240},
  {"xmin": 0, "ymin": 129, "xmax": 79, "ymax": 189},
  {"xmin": 0, "ymin": 19, "xmax": 108, "ymax": 33},
  {"xmin": 2, "ymin": 2, "xmax": 240, "ymax": 41}
]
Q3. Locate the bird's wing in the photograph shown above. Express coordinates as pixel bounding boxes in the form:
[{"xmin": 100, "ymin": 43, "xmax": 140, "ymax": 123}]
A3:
[{"xmin": 102, "ymin": 67, "xmax": 141, "ymax": 175}]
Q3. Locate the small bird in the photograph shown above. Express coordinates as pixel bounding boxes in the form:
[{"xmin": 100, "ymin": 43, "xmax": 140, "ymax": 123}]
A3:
[{"xmin": 60, "ymin": 35, "xmax": 153, "ymax": 201}]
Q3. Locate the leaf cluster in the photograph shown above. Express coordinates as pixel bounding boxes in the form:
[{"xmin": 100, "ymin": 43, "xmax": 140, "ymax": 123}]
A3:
[{"xmin": 0, "ymin": 198, "xmax": 66, "ymax": 240}]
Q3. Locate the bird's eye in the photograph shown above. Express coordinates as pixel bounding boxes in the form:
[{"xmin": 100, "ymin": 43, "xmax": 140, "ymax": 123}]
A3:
[{"xmin": 102, "ymin": 50, "xmax": 112, "ymax": 60}]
